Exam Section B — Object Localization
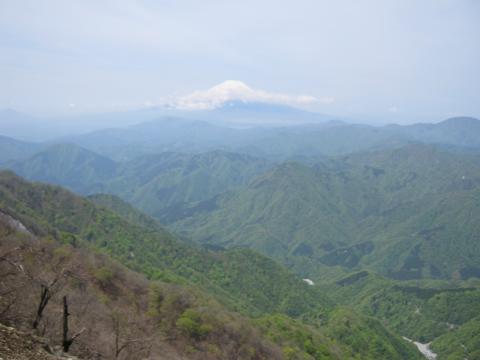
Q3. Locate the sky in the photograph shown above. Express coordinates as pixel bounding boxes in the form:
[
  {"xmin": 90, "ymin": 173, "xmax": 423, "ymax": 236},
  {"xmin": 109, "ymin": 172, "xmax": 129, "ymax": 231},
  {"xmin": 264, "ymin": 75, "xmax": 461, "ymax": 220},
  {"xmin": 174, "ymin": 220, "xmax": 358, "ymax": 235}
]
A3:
[{"xmin": 0, "ymin": 0, "xmax": 479, "ymax": 123}]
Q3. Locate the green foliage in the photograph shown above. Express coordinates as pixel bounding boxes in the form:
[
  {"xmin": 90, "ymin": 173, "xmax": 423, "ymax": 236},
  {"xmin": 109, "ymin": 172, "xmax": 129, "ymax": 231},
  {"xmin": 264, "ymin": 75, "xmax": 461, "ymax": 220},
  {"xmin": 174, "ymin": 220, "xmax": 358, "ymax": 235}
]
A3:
[
  {"xmin": 325, "ymin": 308, "xmax": 422, "ymax": 359},
  {"xmin": 7, "ymin": 141, "xmax": 480, "ymax": 284},
  {"xmin": 0, "ymin": 223, "xmax": 285, "ymax": 359},
  {"xmin": 324, "ymin": 270, "xmax": 480, "ymax": 352},
  {"xmin": 93, "ymin": 266, "xmax": 115, "ymax": 286},
  {"xmin": 52, "ymin": 244, "xmax": 73, "ymax": 263},
  {"xmin": 0, "ymin": 170, "xmax": 332, "ymax": 318},
  {"xmin": 88, "ymin": 193, "xmax": 164, "ymax": 231},
  {"xmin": 431, "ymin": 317, "xmax": 480, "ymax": 360},
  {"xmin": 0, "ymin": 170, "xmax": 425, "ymax": 359},
  {"xmin": 256, "ymin": 314, "xmax": 339, "ymax": 360},
  {"xmin": 6, "ymin": 143, "xmax": 116, "ymax": 194},
  {"xmin": 176, "ymin": 309, "xmax": 212, "ymax": 339},
  {"xmin": 362, "ymin": 286, "xmax": 480, "ymax": 342},
  {"xmin": 7, "ymin": 145, "xmax": 271, "ymax": 221},
  {"xmin": 169, "ymin": 145, "xmax": 480, "ymax": 282},
  {"xmin": 3, "ymin": 120, "xmax": 480, "ymax": 358},
  {"xmin": 257, "ymin": 311, "xmax": 423, "ymax": 360}
]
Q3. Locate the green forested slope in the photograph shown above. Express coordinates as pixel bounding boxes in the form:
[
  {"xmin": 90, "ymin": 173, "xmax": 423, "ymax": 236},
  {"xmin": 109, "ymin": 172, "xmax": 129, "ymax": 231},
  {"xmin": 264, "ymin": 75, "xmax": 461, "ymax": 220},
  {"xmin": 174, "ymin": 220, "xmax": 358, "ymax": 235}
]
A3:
[
  {"xmin": 323, "ymin": 271, "xmax": 480, "ymax": 342},
  {"xmin": 0, "ymin": 135, "xmax": 41, "ymax": 163},
  {"xmin": 6, "ymin": 145, "xmax": 271, "ymax": 221},
  {"xmin": 431, "ymin": 317, "xmax": 480, "ymax": 360},
  {"xmin": 87, "ymin": 193, "xmax": 165, "ymax": 231},
  {"xmin": 6, "ymin": 143, "xmax": 480, "ymax": 281},
  {"xmin": 7, "ymin": 143, "xmax": 117, "ymax": 194},
  {"xmin": 0, "ymin": 219, "xmax": 284, "ymax": 359},
  {"xmin": 108, "ymin": 150, "xmax": 271, "ymax": 220},
  {"xmin": 0, "ymin": 170, "xmax": 423, "ymax": 359},
  {"xmin": 0, "ymin": 170, "xmax": 327, "ymax": 317},
  {"xmin": 170, "ymin": 145, "xmax": 480, "ymax": 281}
]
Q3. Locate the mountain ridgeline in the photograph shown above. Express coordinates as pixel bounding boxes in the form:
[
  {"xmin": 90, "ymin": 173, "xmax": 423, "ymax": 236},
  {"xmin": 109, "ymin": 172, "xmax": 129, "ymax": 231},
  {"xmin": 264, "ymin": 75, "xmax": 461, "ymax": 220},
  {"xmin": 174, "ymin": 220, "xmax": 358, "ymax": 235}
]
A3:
[
  {"xmin": 1, "ymin": 112, "xmax": 480, "ymax": 359},
  {"xmin": 4, "ymin": 134, "xmax": 480, "ymax": 282},
  {"xmin": 0, "ymin": 171, "xmax": 423, "ymax": 359},
  {"xmin": 64, "ymin": 115, "xmax": 480, "ymax": 161},
  {"xmin": 6, "ymin": 145, "xmax": 272, "ymax": 220},
  {"xmin": 171, "ymin": 144, "xmax": 480, "ymax": 281}
]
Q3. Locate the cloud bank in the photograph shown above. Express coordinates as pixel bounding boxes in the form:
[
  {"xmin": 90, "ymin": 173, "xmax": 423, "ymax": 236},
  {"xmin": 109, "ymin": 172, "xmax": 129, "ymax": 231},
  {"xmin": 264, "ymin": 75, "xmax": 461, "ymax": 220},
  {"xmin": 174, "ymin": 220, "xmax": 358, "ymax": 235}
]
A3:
[{"xmin": 170, "ymin": 80, "xmax": 327, "ymax": 110}]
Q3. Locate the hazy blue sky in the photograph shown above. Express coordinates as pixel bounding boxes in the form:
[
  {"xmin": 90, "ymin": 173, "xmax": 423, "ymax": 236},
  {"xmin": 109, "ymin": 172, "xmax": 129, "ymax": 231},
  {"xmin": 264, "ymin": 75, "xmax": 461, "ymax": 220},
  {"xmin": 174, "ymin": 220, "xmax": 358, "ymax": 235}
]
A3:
[{"xmin": 1, "ymin": 0, "xmax": 479, "ymax": 123}]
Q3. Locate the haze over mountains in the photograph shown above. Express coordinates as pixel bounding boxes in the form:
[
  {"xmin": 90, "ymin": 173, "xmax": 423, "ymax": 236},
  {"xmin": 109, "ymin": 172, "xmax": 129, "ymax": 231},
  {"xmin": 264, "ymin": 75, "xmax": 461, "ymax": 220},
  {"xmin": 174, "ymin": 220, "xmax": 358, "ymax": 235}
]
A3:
[
  {"xmin": 2, "ymin": 0, "xmax": 480, "ymax": 358},
  {"xmin": 1, "ymin": 68, "xmax": 480, "ymax": 359},
  {"xmin": 2, "ymin": 94, "xmax": 480, "ymax": 359},
  {"xmin": 2, "ymin": 100, "xmax": 479, "ymax": 161},
  {"xmin": 0, "ymin": 81, "xmax": 335, "ymax": 141},
  {"xmin": 2, "ymin": 103, "xmax": 480, "ymax": 278}
]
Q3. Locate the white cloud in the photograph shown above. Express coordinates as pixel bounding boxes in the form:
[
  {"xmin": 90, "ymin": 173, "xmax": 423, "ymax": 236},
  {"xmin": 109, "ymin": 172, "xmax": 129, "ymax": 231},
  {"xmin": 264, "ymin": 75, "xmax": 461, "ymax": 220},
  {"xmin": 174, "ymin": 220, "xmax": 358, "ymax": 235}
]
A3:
[
  {"xmin": 388, "ymin": 106, "xmax": 399, "ymax": 113},
  {"xmin": 169, "ymin": 80, "xmax": 325, "ymax": 110}
]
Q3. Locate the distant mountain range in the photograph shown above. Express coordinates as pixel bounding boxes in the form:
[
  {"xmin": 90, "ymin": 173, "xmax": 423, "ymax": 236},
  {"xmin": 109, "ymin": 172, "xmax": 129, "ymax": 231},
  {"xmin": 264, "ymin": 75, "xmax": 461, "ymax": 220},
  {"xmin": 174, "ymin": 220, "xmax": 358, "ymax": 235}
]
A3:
[
  {"xmin": 0, "ymin": 107, "xmax": 171, "ymax": 141},
  {"xmin": 3, "ymin": 139, "xmax": 480, "ymax": 282},
  {"xmin": 183, "ymin": 100, "xmax": 336, "ymax": 127},
  {"xmin": 2, "ymin": 103, "xmax": 480, "ymax": 159},
  {"xmin": 0, "ymin": 101, "xmax": 335, "ymax": 141},
  {"xmin": 58, "ymin": 115, "xmax": 480, "ymax": 161},
  {"xmin": 2, "ymin": 111, "xmax": 480, "ymax": 358},
  {"xmin": 2, "ymin": 114, "xmax": 480, "ymax": 282},
  {"xmin": 4, "ymin": 144, "xmax": 271, "ymax": 217},
  {"xmin": 1, "ymin": 110, "xmax": 479, "ymax": 162},
  {"xmin": 0, "ymin": 134, "xmax": 41, "ymax": 163}
]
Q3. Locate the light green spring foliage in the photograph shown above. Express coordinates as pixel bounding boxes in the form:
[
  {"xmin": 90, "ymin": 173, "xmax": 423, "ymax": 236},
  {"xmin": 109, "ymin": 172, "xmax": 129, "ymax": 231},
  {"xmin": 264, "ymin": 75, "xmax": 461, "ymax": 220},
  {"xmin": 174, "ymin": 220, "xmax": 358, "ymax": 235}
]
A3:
[
  {"xmin": 0, "ymin": 170, "xmax": 423, "ymax": 359},
  {"xmin": 169, "ymin": 145, "xmax": 480, "ymax": 282}
]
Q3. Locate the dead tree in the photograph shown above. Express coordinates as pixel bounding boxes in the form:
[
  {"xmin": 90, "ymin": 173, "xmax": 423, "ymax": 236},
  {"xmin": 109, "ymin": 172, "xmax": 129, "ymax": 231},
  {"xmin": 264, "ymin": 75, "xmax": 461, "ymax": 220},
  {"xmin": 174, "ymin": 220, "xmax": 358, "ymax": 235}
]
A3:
[
  {"xmin": 112, "ymin": 313, "xmax": 149, "ymax": 359},
  {"xmin": 32, "ymin": 277, "xmax": 59, "ymax": 329},
  {"xmin": 62, "ymin": 295, "xmax": 85, "ymax": 352}
]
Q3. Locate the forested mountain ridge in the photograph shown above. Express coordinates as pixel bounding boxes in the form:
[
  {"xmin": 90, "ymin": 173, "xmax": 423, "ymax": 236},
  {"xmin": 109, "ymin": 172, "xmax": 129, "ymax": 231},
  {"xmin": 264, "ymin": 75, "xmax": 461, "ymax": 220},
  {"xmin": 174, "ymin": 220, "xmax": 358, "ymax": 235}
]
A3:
[
  {"xmin": 2, "ymin": 0, "xmax": 478, "ymax": 356},
  {"xmin": 60, "ymin": 115, "xmax": 480, "ymax": 160},
  {"xmin": 384, "ymin": 116, "xmax": 480, "ymax": 149},
  {"xmin": 170, "ymin": 144, "xmax": 480, "ymax": 281},
  {"xmin": 6, "ymin": 144, "xmax": 271, "ymax": 219},
  {"xmin": 0, "ymin": 170, "xmax": 328, "ymax": 317},
  {"xmin": 0, "ymin": 203, "xmax": 286, "ymax": 359},
  {"xmin": 2, "ymin": 116, "xmax": 480, "ymax": 359},
  {"xmin": 6, "ymin": 143, "xmax": 117, "ymax": 194},
  {"xmin": 0, "ymin": 170, "xmax": 423, "ymax": 359},
  {"xmin": 2, "ymin": 115, "xmax": 479, "ymax": 163},
  {"xmin": 323, "ymin": 270, "xmax": 480, "ymax": 359},
  {"xmin": 0, "ymin": 134, "xmax": 42, "ymax": 163},
  {"xmin": 110, "ymin": 150, "xmax": 271, "ymax": 219},
  {"xmin": 4, "ymin": 140, "xmax": 480, "ymax": 282}
]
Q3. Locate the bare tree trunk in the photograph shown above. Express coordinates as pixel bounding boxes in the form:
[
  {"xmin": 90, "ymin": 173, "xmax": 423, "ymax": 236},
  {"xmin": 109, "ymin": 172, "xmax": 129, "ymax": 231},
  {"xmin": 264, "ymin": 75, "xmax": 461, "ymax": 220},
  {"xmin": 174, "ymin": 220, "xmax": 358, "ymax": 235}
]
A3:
[
  {"xmin": 112, "ymin": 314, "xmax": 145, "ymax": 359},
  {"xmin": 62, "ymin": 295, "xmax": 85, "ymax": 353},
  {"xmin": 113, "ymin": 315, "xmax": 121, "ymax": 358},
  {"xmin": 62, "ymin": 296, "xmax": 71, "ymax": 352},
  {"xmin": 33, "ymin": 285, "xmax": 50, "ymax": 329}
]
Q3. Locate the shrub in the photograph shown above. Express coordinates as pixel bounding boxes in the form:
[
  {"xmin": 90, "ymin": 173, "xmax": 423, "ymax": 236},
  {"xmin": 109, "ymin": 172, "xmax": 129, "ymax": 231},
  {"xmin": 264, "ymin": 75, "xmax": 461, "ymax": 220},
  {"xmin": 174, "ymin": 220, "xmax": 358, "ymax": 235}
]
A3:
[
  {"xmin": 53, "ymin": 245, "xmax": 73, "ymax": 263},
  {"xmin": 176, "ymin": 309, "xmax": 212, "ymax": 339},
  {"xmin": 282, "ymin": 346, "xmax": 298, "ymax": 360},
  {"xmin": 94, "ymin": 266, "xmax": 115, "ymax": 286}
]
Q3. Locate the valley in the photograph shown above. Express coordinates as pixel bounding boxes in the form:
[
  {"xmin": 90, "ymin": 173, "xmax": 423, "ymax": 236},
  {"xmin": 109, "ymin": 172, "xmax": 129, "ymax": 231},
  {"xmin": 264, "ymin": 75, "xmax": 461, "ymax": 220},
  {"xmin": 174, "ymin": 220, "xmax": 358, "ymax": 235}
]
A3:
[
  {"xmin": 1, "ymin": 114, "xmax": 480, "ymax": 359},
  {"xmin": 2, "ymin": 2, "xmax": 479, "ymax": 358}
]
